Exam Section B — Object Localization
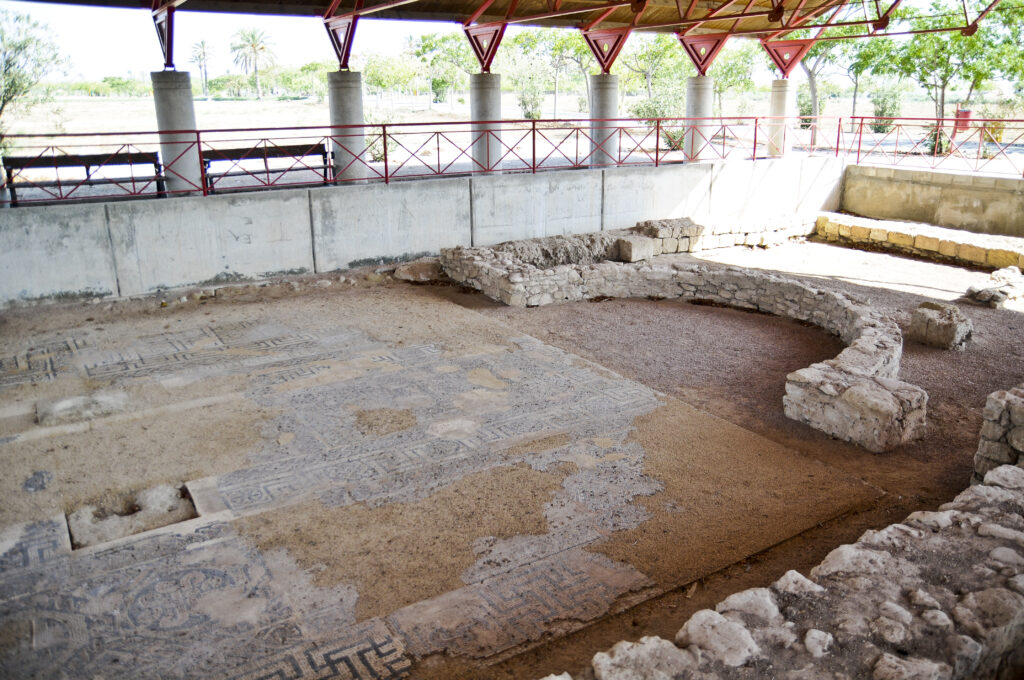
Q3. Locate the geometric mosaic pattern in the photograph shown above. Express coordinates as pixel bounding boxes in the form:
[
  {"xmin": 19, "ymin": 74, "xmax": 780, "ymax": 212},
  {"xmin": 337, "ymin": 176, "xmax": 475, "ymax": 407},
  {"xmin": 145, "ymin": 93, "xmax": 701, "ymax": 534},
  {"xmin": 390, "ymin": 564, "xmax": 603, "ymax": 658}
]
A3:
[{"xmin": 0, "ymin": 316, "xmax": 665, "ymax": 678}]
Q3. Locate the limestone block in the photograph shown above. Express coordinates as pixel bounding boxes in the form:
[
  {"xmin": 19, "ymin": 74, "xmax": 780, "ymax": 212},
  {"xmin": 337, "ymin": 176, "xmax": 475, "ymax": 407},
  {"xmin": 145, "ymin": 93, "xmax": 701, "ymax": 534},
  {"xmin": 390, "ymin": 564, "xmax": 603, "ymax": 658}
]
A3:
[
  {"xmin": 907, "ymin": 301, "xmax": 973, "ymax": 350},
  {"xmin": 36, "ymin": 390, "xmax": 128, "ymax": 426},
  {"xmin": 784, "ymin": 365, "xmax": 927, "ymax": 452},
  {"xmin": 870, "ymin": 229, "xmax": 889, "ymax": 242},
  {"xmin": 662, "ymin": 237, "xmax": 678, "ymax": 254},
  {"xmin": 914, "ymin": 235, "xmax": 940, "ymax": 252},
  {"xmin": 591, "ymin": 636, "xmax": 697, "ymax": 680},
  {"xmin": 851, "ymin": 225, "xmax": 872, "ymax": 241},
  {"xmin": 675, "ymin": 609, "xmax": 759, "ymax": 667},
  {"xmin": 939, "ymin": 240, "xmax": 958, "ymax": 257},
  {"xmin": 960, "ymin": 243, "xmax": 988, "ymax": 265},
  {"xmin": 394, "ymin": 257, "xmax": 446, "ymax": 282},
  {"xmin": 889, "ymin": 232, "xmax": 915, "ymax": 248},
  {"xmin": 988, "ymin": 249, "xmax": 1020, "ymax": 269},
  {"xmin": 617, "ymin": 237, "xmax": 656, "ymax": 263}
]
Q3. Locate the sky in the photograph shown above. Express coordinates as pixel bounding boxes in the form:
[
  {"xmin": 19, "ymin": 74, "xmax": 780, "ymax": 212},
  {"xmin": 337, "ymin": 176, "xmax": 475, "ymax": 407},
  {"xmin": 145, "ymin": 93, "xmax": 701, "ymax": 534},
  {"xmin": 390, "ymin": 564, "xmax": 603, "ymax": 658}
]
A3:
[{"xmin": 0, "ymin": 0, "xmax": 465, "ymax": 80}]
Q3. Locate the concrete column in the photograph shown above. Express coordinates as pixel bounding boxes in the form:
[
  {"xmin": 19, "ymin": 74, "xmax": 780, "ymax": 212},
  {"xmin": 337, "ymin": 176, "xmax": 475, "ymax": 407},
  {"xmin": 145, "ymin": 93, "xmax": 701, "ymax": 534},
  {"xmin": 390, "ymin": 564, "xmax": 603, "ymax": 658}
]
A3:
[
  {"xmin": 589, "ymin": 74, "xmax": 619, "ymax": 167},
  {"xmin": 328, "ymin": 71, "xmax": 366, "ymax": 182},
  {"xmin": 470, "ymin": 73, "xmax": 502, "ymax": 172},
  {"xmin": 768, "ymin": 78, "xmax": 795, "ymax": 157},
  {"xmin": 151, "ymin": 71, "xmax": 202, "ymax": 195},
  {"xmin": 684, "ymin": 76, "xmax": 714, "ymax": 161}
]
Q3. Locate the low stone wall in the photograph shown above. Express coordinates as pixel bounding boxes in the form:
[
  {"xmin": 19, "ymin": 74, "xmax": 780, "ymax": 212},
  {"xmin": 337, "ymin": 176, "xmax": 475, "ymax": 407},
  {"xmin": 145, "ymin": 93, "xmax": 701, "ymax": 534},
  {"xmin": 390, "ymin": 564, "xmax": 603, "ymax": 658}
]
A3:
[
  {"xmin": 440, "ymin": 226, "xmax": 926, "ymax": 452},
  {"xmin": 973, "ymin": 385, "xmax": 1024, "ymax": 484},
  {"xmin": 816, "ymin": 212, "xmax": 1024, "ymax": 270},
  {"xmin": 541, "ymin": 465, "xmax": 1024, "ymax": 680}
]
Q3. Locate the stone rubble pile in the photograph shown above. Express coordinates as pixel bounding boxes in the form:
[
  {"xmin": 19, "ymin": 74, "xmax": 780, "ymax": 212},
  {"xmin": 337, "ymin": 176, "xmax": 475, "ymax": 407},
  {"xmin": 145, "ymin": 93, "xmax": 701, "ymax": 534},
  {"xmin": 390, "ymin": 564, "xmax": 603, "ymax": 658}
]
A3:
[
  {"xmin": 966, "ymin": 266, "xmax": 1024, "ymax": 308},
  {"xmin": 973, "ymin": 385, "xmax": 1024, "ymax": 484},
  {"xmin": 815, "ymin": 212, "xmax": 1024, "ymax": 271},
  {"xmin": 541, "ymin": 465, "xmax": 1024, "ymax": 680},
  {"xmin": 440, "ymin": 225, "xmax": 926, "ymax": 452}
]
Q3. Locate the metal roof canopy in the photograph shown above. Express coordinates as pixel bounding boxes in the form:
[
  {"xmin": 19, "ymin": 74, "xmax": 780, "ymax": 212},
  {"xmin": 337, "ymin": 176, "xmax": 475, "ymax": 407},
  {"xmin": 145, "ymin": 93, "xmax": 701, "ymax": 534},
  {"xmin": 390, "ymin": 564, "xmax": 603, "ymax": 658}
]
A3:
[{"xmin": 30, "ymin": 0, "xmax": 1010, "ymax": 78}]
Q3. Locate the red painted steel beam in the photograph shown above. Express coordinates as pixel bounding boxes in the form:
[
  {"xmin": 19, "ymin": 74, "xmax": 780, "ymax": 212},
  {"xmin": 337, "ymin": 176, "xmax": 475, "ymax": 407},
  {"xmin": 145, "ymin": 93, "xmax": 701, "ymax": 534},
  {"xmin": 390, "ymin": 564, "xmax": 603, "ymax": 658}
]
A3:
[
  {"xmin": 678, "ymin": 32, "xmax": 729, "ymax": 75},
  {"xmin": 151, "ymin": 0, "xmax": 185, "ymax": 70}
]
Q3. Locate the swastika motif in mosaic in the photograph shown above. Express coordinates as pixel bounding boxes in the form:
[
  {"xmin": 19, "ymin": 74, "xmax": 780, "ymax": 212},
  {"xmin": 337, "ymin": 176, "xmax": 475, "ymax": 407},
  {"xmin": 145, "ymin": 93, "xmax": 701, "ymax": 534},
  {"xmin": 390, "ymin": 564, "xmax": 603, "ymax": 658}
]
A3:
[
  {"xmin": 226, "ymin": 620, "xmax": 410, "ymax": 680},
  {"xmin": 0, "ymin": 337, "xmax": 88, "ymax": 388}
]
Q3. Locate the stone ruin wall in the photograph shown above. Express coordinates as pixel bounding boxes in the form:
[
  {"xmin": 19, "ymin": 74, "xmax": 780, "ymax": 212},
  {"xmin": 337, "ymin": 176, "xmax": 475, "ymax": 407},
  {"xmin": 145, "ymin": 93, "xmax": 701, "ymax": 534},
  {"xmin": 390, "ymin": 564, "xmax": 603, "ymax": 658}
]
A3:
[
  {"xmin": 974, "ymin": 386, "xmax": 1024, "ymax": 485},
  {"xmin": 439, "ymin": 220, "xmax": 926, "ymax": 452},
  {"xmin": 540, "ymin": 465, "xmax": 1024, "ymax": 680}
]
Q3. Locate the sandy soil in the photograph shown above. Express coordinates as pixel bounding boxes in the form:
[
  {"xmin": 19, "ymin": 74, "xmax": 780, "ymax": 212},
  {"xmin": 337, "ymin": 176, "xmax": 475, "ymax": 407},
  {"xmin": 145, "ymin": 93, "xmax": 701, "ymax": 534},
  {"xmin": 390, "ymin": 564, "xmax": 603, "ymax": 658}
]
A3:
[
  {"xmin": 237, "ymin": 463, "xmax": 572, "ymax": 622},
  {"xmin": 436, "ymin": 243, "xmax": 1024, "ymax": 679}
]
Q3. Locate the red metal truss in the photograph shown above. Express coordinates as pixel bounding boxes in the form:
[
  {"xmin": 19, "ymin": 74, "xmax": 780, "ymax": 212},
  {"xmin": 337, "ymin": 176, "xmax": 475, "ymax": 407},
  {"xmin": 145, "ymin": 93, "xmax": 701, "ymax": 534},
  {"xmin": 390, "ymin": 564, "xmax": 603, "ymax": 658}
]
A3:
[
  {"xmin": 323, "ymin": 0, "xmax": 422, "ymax": 70},
  {"xmin": 582, "ymin": 27, "xmax": 632, "ymax": 73},
  {"xmin": 465, "ymin": 24, "xmax": 507, "ymax": 72},
  {"xmin": 761, "ymin": 38, "xmax": 815, "ymax": 77},
  {"xmin": 678, "ymin": 33, "xmax": 729, "ymax": 75},
  {"xmin": 151, "ymin": 0, "xmax": 185, "ymax": 69}
]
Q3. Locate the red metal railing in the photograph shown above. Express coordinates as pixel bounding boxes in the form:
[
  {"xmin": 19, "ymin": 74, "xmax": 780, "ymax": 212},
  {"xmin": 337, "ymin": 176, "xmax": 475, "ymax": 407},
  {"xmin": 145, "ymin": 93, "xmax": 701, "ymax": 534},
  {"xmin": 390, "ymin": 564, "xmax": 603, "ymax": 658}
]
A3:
[{"xmin": 1, "ymin": 115, "xmax": 1020, "ymax": 206}]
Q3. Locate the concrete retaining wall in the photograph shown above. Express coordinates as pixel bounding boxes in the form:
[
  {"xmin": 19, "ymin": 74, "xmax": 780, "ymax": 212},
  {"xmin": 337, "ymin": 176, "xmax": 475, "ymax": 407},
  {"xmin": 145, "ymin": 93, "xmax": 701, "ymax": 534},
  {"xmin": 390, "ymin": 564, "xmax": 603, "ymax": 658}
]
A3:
[
  {"xmin": 543, "ymin": 465, "xmax": 1024, "ymax": 680},
  {"xmin": 841, "ymin": 165, "xmax": 1024, "ymax": 237},
  {"xmin": 0, "ymin": 157, "xmax": 846, "ymax": 306}
]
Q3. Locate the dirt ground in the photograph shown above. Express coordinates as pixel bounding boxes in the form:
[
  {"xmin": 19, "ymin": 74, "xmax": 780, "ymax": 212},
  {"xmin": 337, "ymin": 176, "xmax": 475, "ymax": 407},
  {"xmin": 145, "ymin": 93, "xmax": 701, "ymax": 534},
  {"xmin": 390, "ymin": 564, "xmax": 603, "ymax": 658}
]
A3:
[
  {"xmin": 438, "ymin": 242, "xmax": 1024, "ymax": 679},
  {"xmin": 1, "ymin": 242, "xmax": 1021, "ymax": 680}
]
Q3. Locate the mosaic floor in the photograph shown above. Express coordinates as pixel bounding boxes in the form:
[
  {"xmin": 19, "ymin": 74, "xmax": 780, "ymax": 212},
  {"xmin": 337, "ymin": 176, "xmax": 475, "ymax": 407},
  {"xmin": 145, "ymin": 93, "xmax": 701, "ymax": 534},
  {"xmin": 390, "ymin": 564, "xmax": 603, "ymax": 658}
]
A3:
[{"xmin": 0, "ymin": 291, "xmax": 874, "ymax": 678}]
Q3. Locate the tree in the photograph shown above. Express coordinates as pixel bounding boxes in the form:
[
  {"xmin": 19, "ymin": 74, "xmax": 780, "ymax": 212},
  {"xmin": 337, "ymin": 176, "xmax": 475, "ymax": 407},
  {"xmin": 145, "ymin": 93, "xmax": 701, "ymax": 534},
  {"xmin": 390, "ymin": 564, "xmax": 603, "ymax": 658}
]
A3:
[
  {"xmin": 0, "ymin": 10, "xmax": 62, "ymax": 140},
  {"xmin": 548, "ymin": 29, "xmax": 596, "ymax": 113},
  {"xmin": 363, "ymin": 53, "xmax": 419, "ymax": 104},
  {"xmin": 410, "ymin": 33, "xmax": 476, "ymax": 104},
  {"xmin": 707, "ymin": 40, "xmax": 757, "ymax": 115},
  {"xmin": 836, "ymin": 35, "xmax": 892, "ymax": 120},
  {"xmin": 191, "ymin": 40, "xmax": 212, "ymax": 99},
  {"xmin": 231, "ymin": 28, "xmax": 275, "ymax": 100},
  {"xmin": 617, "ymin": 34, "xmax": 694, "ymax": 119},
  {"xmin": 879, "ymin": 0, "xmax": 1009, "ymax": 118},
  {"xmin": 503, "ymin": 30, "xmax": 553, "ymax": 119}
]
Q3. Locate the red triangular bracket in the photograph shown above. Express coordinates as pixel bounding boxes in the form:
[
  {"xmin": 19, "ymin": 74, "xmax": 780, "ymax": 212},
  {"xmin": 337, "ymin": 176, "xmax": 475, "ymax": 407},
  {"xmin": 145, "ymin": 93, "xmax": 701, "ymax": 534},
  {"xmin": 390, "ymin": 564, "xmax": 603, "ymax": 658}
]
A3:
[
  {"xmin": 152, "ymin": 5, "xmax": 175, "ymax": 69},
  {"xmin": 325, "ymin": 15, "xmax": 359, "ymax": 70},
  {"xmin": 678, "ymin": 33, "xmax": 728, "ymax": 76},
  {"xmin": 582, "ymin": 27, "xmax": 632, "ymax": 74},
  {"xmin": 465, "ymin": 24, "xmax": 507, "ymax": 73},
  {"xmin": 761, "ymin": 39, "xmax": 815, "ymax": 79}
]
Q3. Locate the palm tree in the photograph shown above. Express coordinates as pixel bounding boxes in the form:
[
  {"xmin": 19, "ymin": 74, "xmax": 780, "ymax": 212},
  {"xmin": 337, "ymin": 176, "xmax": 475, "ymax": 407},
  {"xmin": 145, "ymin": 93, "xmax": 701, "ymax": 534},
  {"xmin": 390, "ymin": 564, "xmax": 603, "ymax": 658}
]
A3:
[
  {"xmin": 190, "ymin": 40, "xmax": 212, "ymax": 99},
  {"xmin": 230, "ymin": 29, "xmax": 275, "ymax": 100}
]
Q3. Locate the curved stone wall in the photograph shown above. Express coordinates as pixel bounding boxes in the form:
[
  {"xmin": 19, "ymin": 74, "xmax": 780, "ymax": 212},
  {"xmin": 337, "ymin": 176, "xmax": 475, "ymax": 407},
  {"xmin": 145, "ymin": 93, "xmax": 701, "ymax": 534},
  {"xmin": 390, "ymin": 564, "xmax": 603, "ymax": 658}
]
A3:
[
  {"xmin": 539, "ymin": 465, "xmax": 1024, "ymax": 680},
  {"xmin": 440, "ymin": 231, "xmax": 926, "ymax": 452}
]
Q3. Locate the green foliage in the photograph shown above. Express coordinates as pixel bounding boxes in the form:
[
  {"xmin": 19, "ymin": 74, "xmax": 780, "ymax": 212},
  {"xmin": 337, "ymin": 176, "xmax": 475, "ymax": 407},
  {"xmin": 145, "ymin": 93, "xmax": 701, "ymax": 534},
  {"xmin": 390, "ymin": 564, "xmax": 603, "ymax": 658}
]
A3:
[
  {"xmin": 503, "ymin": 32, "xmax": 553, "ymax": 119},
  {"xmin": 868, "ymin": 87, "xmax": 903, "ymax": 132},
  {"xmin": 707, "ymin": 41, "xmax": 757, "ymax": 115},
  {"xmin": 191, "ymin": 40, "xmax": 213, "ymax": 98},
  {"xmin": 876, "ymin": 0, "xmax": 1014, "ymax": 118},
  {"xmin": 364, "ymin": 53, "xmax": 419, "ymax": 97},
  {"xmin": 410, "ymin": 32, "xmax": 475, "ymax": 103},
  {"xmin": 0, "ymin": 9, "xmax": 63, "ymax": 144},
  {"xmin": 363, "ymin": 110, "xmax": 399, "ymax": 163},
  {"xmin": 231, "ymin": 28, "xmax": 275, "ymax": 100},
  {"xmin": 100, "ymin": 76, "xmax": 149, "ymax": 97}
]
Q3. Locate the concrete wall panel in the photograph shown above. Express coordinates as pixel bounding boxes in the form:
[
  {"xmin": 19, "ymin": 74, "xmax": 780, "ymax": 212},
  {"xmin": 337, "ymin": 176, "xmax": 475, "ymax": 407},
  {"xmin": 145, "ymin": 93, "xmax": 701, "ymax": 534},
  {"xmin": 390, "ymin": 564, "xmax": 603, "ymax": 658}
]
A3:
[
  {"xmin": 601, "ymin": 163, "xmax": 713, "ymax": 230},
  {"xmin": 0, "ymin": 203, "xmax": 118, "ymax": 303},
  {"xmin": 842, "ymin": 166, "xmax": 1024, "ymax": 237},
  {"xmin": 708, "ymin": 158, "xmax": 803, "ymax": 221},
  {"xmin": 795, "ymin": 156, "xmax": 847, "ymax": 213},
  {"xmin": 310, "ymin": 177, "xmax": 471, "ymax": 270},
  {"xmin": 107, "ymin": 189, "xmax": 314, "ymax": 296},
  {"xmin": 470, "ymin": 170, "xmax": 603, "ymax": 245}
]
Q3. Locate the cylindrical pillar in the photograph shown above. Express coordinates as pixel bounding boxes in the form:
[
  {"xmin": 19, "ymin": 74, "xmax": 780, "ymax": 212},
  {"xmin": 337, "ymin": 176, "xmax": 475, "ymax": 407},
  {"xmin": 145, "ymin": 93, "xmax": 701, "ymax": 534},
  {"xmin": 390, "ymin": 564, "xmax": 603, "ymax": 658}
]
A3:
[
  {"xmin": 684, "ymin": 76, "xmax": 714, "ymax": 161},
  {"xmin": 470, "ymin": 73, "xmax": 502, "ymax": 172},
  {"xmin": 328, "ymin": 71, "xmax": 366, "ymax": 182},
  {"xmin": 589, "ymin": 74, "xmax": 619, "ymax": 167},
  {"xmin": 151, "ymin": 71, "xmax": 202, "ymax": 195},
  {"xmin": 768, "ymin": 79, "xmax": 795, "ymax": 157}
]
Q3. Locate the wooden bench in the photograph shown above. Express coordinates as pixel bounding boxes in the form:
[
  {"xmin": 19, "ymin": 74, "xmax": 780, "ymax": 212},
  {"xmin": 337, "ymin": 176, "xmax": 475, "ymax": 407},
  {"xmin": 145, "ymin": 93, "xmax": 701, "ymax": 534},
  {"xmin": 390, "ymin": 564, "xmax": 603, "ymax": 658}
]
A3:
[
  {"xmin": 2, "ymin": 151, "xmax": 166, "ymax": 206},
  {"xmin": 200, "ymin": 142, "xmax": 332, "ymax": 193}
]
